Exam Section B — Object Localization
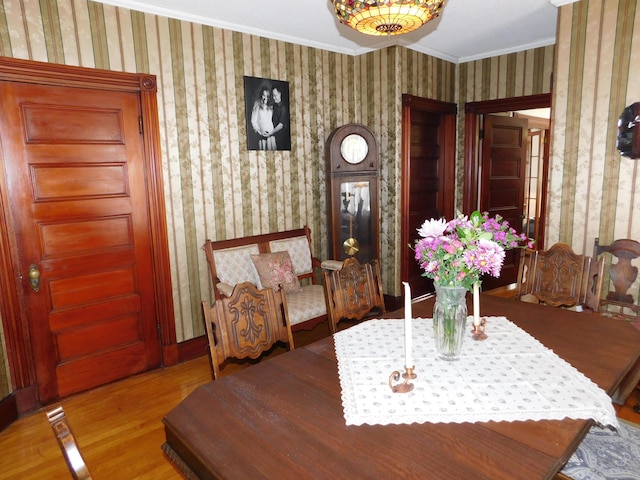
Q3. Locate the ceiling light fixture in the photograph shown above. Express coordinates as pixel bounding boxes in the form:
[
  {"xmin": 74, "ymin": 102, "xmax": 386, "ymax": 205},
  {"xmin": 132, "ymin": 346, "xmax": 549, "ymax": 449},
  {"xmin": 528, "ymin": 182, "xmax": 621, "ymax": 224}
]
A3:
[{"xmin": 332, "ymin": 0, "xmax": 446, "ymax": 37}]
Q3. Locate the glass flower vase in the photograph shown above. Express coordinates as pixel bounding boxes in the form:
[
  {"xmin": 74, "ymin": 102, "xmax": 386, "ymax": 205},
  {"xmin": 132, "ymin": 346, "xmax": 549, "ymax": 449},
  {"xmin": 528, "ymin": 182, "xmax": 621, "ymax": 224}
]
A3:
[{"xmin": 433, "ymin": 284, "xmax": 468, "ymax": 360}]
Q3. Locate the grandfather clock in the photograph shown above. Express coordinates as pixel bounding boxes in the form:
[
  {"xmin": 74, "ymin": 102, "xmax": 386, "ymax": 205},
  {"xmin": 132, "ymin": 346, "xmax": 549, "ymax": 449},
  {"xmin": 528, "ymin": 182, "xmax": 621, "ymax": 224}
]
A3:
[{"xmin": 326, "ymin": 123, "xmax": 380, "ymax": 263}]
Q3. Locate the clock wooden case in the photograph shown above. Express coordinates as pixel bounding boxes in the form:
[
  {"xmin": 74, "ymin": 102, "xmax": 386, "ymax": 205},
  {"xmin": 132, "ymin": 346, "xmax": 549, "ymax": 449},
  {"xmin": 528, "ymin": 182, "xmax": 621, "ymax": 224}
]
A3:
[{"xmin": 326, "ymin": 123, "xmax": 380, "ymax": 263}]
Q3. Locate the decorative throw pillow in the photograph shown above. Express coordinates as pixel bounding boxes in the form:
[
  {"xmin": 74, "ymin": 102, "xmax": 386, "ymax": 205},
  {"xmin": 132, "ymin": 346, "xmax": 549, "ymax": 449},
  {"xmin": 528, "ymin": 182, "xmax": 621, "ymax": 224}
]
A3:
[{"xmin": 250, "ymin": 251, "xmax": 302, "ymax": 293}]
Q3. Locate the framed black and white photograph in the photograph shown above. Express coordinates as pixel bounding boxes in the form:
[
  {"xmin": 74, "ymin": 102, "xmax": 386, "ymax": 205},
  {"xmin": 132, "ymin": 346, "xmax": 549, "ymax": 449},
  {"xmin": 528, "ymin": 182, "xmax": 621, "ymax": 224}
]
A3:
[{"xmin": 243, "ymin": 76, "xmax": 291, "ymax": 151}]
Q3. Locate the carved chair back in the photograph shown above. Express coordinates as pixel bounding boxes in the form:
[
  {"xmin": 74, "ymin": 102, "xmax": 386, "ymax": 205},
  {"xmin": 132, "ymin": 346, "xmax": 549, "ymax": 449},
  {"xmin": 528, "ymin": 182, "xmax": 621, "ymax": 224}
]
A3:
[
  {"xmin": 202, "ymin": 282, "xmax": 294, "ymax": 380},
  {"xmin": 322, "ymin": 258, "xmax": 386, "ymax": 334},
  {"xmin": 593, "ymin": 237, "xmax": 640, "ymax": 318},
  {"xmin": 516, "ymin": 243, "xmax": 603, "ymax": 311}
]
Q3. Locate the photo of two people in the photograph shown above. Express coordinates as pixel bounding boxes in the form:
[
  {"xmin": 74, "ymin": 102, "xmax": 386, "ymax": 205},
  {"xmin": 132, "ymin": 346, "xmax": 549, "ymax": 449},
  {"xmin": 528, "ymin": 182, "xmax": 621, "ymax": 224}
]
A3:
[{"xmin": 243, "ymin": 76, "xmax": 291, "ymax": 151}]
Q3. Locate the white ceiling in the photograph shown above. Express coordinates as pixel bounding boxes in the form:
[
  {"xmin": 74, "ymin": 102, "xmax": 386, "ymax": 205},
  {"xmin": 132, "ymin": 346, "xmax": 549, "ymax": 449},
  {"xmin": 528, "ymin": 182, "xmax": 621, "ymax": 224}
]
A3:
[{"xmin": 96, "ymin": 0, "xmax": 578, "ymax": 63}]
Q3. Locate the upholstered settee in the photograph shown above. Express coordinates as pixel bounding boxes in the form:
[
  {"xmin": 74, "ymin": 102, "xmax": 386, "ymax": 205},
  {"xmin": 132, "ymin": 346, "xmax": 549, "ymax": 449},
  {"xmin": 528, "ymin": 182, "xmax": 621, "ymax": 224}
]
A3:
[{"xmin": 203, "ymin": 226, "xmax": 331, "ymax": 331}]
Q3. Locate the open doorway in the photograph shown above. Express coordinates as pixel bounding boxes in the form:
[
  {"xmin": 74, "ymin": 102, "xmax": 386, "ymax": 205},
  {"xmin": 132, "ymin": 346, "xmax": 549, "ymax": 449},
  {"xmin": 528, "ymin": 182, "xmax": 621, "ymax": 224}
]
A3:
[
  {"xmin": 464, "ymin": 94, "xmax": 551, "ymax": 290},
  {"xmin": 400, "ymin": 94, "xmax": 457, "ymax": 300},
  {"xmin": 514, "ymin": 108, "xmax": 550, "ymax": 248}
]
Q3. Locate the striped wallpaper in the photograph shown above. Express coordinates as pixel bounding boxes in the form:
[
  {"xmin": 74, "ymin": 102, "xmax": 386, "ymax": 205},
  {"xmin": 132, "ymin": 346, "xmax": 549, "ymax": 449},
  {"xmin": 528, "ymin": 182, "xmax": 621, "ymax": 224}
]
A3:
[
  {"xmin": 0, "ymin": 0, "xmax": 459, "ymax": 345},
  {"xmin": 456, "ymin": 46, "xmax": 555, "ymax": 203},
  {"xmin": 0, "ymin": 0, "xmax": 635, "ymax": 399},
  {"xmin": 548, "ymin": 0, "xmax": 640, "ymax": 254}
]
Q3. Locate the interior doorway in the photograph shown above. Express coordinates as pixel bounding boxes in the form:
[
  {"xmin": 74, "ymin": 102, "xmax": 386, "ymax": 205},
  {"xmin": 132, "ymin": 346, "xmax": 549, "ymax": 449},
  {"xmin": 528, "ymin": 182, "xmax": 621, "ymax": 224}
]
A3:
[
  {"xmin": 464, "ymin": 94, "xmax": 551, "ymax": 291},
  {"xmin": 0, "ymin": 58, "xmax": 176, "ymax": 413},
  {"xmin": 514, "ymin": 109, "xmax": 551, "ymax": 247},
  {"xmin": 400, "ymin": 94, "xmax": 457, "ymax": 299}
]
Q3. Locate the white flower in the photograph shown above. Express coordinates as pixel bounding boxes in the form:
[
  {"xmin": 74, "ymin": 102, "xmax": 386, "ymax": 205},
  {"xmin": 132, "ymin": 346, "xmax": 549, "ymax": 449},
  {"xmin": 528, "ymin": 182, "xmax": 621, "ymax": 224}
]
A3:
[{"xmin": 417, "ymin": 218, "xmax": 447, "ymax": 238}]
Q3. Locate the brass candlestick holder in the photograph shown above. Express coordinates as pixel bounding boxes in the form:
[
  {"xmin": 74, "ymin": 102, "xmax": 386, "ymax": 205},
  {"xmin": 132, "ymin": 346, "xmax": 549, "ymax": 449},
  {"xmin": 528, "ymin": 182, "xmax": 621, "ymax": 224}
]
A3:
[
  {"xmin": 389, "ymin": 366, "xmax": 416, "ymax": 393},
  {"xmin": 471, "ymin": 317, "xmax": 488, "ymax": 340}
]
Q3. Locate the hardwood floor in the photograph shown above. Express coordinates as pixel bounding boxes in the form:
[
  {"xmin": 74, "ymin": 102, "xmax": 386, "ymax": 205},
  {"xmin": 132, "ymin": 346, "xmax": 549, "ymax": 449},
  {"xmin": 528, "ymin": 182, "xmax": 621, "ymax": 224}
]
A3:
[
  {"xmin": 0, "ymin": 319, "xmax": 638, "ymax": 479},
  {"xmin": 0, "ymin": 323, "xmax": 330, "ymax": 480},
  {"xmin": 0, "ymin": 356, "xmax": 207, "ymax": 479}
]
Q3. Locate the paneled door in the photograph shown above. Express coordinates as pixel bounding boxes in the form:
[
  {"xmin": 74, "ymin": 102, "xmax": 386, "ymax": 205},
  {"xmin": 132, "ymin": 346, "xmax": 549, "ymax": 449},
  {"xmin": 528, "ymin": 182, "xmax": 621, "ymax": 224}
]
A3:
[
  {"xmin": 0, "ymin": 80, "xmax": 162, "ymax": 403},
  {"xmin": 479, "ymin": 114, "xmax": 528, "ymax": 290},
  {"xmin": 401, "ymin": 95, "xmax": 457, "ymax": 299},
  {"xmin": 464, "ymin": 94, "xmax": 550, "ymax": 293}
]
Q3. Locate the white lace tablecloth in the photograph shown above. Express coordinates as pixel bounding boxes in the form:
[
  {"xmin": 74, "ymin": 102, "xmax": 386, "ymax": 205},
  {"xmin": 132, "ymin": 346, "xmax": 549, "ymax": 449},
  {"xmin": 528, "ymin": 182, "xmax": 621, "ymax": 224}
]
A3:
[{"xmin": 333, "ymin": 317, "xmax": 619, "ymax": 428}]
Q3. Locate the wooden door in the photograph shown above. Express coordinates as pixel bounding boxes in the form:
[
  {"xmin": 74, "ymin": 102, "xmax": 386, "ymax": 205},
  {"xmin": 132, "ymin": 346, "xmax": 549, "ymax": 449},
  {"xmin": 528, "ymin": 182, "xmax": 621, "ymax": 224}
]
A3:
[
  {"xmin": 0, "ymin": 80, "xmax": 161, "ymax": 403},
  {"xmin": 479, "ymin": 115, "xmax": 528, "ymax": 290},
  {"xmin": 401, "ymin": 95, "xmax": 456, "ymax": 299}
]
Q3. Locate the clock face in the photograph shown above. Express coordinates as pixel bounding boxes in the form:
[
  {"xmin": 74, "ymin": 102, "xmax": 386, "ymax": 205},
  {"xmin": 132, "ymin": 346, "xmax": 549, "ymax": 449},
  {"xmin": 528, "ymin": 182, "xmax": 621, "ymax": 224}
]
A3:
[{"xmin": 340, "ymin": 134, "xmax": 368, "ymax": 164}]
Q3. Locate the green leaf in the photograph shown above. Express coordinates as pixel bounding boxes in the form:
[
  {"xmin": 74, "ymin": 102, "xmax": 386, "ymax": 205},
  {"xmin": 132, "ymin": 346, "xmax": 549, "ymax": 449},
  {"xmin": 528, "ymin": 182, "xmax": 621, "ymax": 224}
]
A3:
[{"xmin": 470, "ymin": 210, "xmax": 483, "ymax": 226}]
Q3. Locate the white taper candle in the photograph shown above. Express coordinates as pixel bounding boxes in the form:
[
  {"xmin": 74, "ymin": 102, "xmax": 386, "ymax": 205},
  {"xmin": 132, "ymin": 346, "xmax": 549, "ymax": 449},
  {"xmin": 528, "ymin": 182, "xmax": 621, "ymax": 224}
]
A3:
[
  {"xmin": 473, "ymin": 282, "xmax": 480, "ymax": 326},
  {"xmin": 403, "ymin": 282, "xmax": 413, "ymax": 367}
]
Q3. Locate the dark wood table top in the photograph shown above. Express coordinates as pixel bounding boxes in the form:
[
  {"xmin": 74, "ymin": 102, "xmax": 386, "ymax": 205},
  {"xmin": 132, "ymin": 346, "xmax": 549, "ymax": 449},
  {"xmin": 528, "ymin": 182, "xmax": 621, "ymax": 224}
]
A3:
[{"xmin": 163, "ymin": 295, "xmax": 640, "ymax": 480}]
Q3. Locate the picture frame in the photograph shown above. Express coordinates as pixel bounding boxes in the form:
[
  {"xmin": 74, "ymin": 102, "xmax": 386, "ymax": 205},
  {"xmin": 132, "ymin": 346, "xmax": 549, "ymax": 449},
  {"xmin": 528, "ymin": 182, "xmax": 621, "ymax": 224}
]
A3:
[{"xmin": 243, "ymin": 76, "xmax": 291, "ymax": 151}]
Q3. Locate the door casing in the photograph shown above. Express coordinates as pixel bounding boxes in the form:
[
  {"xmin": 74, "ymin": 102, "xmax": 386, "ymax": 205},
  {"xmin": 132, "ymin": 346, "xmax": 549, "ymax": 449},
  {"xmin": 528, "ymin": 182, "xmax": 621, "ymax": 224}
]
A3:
[
  {"xmin": 463, "ymin": 93, "xmax": 551, "ymax": 223},
  {"xmin": 401, "ymin": 94, "xmax": 457, "ymax": 299},
  {"xmin": 0, "ymin": 57, "xmax": 177, "ymax": 414},
  {"xmin": 464, "ymin": 94, "xmax": 551, "ymax": 291}
]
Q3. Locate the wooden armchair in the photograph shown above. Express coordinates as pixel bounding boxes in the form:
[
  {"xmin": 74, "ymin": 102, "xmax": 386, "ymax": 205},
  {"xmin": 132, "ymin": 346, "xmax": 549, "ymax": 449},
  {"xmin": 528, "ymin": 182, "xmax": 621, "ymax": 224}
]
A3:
[
  {"xmin": 593, "ymin": 237, "xmax": 640, "ymax": 318},
  {"xmin": 322, "ymin": 258, "xmax": 385, "ymax": 334},
  {"xmin": 202, "ymin": 282, "xmax": 294, "ymax": 380},
  {"xmin": 516, "ymin": 243, "xmax": 604, "ymax": 311},
  {"xmin": 46, "ymin": 406, "xmax": 93, "ymax": 480}
]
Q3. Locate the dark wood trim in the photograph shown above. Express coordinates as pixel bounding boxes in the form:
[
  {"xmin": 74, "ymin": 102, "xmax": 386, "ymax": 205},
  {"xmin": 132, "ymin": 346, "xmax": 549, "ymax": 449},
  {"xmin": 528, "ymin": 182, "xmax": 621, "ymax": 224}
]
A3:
[
  {"xmin": 384, "ymin": 294, "xmax": 402, "ymax": 313},
  {"xmin": 463, "ymin": 93, "xmax": 551, "ymax": 214},
  {"xmin": 0, "ymin": 393, "xmax": 17, "ymax": 432},
  {"xmin": 440, "ymin": 113, "xmax": 457, "ymax": 219},
  {"xmin": 401, "ymin": 94, "xmax": 457, "ymax": 286},
  {"xmin": 0, "ymin": 56, "xmax": 146, "ymax": 90},
  {"xmin": 465, "ymin": 94, "xmax": 551, "ymax": 114},
  {"xmin": 138, "ymin": 75, "xmax": 178, "ymax": 366},
  {"xmin": 13, "ymin": 385, "xmax": 38, "ymax": 415},
  {"xmin": 177, "ymin": 336, "xmax": 208, "ymax": 364},
  {"xmin": 0, "ymin": 56, "xmax": 176, "ymax": 412},
  {"xmin": 0, "ymin": 72, "xmax": 36, "ymax": 402},
  {"xmin": 463, "ymin": 109, "xmax": 478, "ymax": 215},
  {"xmin": 402, "ymin": 93, "xmax": 458, "ymax": 114},
  {"xmin": 0, "ymin": 192, "xmax": 32, "ymax": 390}
]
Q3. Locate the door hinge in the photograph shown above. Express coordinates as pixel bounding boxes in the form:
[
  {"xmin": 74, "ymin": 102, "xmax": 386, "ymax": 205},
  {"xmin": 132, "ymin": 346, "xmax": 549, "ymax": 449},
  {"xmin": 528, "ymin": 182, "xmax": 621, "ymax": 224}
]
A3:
[
  {"xmin": 139, "ymin": 116, "xmax": 143, "ymax": 134},
  {"xmin": 479, "ymin": 129, "xmax": 485, "ymax": 140},
  {"xmin": 157, "ymin": 322, "xmax": 161, "ymax": 340}
]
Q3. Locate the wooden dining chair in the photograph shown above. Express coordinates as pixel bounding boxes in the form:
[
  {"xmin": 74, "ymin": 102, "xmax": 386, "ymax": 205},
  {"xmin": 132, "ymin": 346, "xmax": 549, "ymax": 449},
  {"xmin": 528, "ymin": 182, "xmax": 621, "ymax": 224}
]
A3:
[
  {"xmin": 593, "ymin": 237, "xmax": 640, "ymax": 319},
  {"xmin": 322, "ymin": 257, "xmax": 386, "ymax": 334},
  {"xmin": 46, "ymin": 406, "xmax": 93, "ymax": 480},
  {"xmin": 202, "ymin": 281, "xmax": 294, "ymax": 380},
  {"xmin": 593, "ymin": 238, "xmax": 640, "ymax": 411},
  {"xmin": 515, "ymin": 243, "xmax": 604, "ymax": 311}
]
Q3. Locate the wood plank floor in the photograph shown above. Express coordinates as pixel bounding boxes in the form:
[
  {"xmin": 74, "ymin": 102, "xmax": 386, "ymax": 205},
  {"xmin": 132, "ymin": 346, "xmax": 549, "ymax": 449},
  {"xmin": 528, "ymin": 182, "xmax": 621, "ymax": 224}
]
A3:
[
  {"xmin": 0, "ymin": 323, "xmax": 330, "ymax": 480},
  {"xmin": 1, "ymin": 319, "xmax": 639, "ymax": 479}
]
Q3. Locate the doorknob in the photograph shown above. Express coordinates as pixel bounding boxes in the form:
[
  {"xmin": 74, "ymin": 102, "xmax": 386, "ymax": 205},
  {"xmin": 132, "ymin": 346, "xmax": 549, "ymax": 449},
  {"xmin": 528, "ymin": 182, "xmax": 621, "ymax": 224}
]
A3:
[{"xmin": 28, "ymin": 264, "xmax": 40, "ymax": 292}]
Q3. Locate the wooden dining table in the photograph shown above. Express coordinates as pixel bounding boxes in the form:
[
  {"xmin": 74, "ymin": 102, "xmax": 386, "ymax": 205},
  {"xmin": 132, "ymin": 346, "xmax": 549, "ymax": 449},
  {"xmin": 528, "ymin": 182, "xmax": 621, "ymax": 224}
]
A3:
[{"xmin": 162, "ymin": 294, "xmax": 640, "ymax": 480}]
